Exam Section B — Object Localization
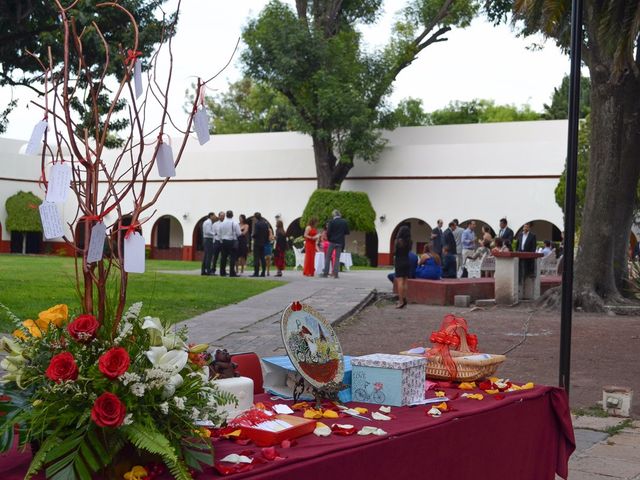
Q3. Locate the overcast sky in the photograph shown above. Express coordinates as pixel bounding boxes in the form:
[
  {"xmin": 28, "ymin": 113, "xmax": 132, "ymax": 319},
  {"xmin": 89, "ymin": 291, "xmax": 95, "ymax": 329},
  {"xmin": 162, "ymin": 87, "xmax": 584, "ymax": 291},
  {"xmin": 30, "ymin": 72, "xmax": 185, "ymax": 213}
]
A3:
[{"xmin": 0, "ymin": 0, "xmax": 572, "ymax": 141}]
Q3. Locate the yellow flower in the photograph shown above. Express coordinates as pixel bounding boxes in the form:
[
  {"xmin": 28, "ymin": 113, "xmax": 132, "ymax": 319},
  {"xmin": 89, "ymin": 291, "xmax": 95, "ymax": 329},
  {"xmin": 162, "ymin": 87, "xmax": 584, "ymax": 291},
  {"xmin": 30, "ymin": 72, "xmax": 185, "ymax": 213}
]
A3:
[
  {"xmin": 13, "ymin": 329, "xmax": 27, "ymax": 340},
  {"xmin": 38, "ymin": 304, "xmax": 68, "ymax": 328},
  {"xmin": 303, "ymin": 409, "xmax": 324, "ymax": 419},
  {"xmin": 21, "ymin": 319, "xmax": 49, "ymax": 338},
  {"xmin": 322, "ymin": 409, "xmax": 339, "ymax": 419},
  {"xmin": 124, "ymin": 465, "xmax": 148, "ymax": 480}
]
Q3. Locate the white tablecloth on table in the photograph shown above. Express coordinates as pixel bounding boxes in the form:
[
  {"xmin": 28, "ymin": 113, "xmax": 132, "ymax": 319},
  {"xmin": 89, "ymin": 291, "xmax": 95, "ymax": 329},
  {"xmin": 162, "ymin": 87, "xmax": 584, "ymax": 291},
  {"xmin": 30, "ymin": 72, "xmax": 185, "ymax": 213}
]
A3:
[{"xmin": 314, "ymin": 251, "xmax": 353, "ymax": 274}]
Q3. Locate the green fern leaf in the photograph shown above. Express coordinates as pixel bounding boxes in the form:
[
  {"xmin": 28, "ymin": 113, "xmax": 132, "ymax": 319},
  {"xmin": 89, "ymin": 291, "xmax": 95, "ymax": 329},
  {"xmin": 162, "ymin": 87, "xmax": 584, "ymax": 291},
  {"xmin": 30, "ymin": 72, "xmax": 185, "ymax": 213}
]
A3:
[{"xmin": 25, "ymin": 435, "xmax": 59, "ymax": 480}]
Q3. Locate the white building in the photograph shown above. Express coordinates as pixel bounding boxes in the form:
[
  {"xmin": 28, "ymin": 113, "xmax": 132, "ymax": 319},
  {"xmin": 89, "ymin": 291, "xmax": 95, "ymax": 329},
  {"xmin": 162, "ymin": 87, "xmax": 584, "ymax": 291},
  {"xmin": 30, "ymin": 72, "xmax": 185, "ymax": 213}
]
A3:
[{"xmin": 0, "ymin": 120, "xmax": 567, "ymax": 265}]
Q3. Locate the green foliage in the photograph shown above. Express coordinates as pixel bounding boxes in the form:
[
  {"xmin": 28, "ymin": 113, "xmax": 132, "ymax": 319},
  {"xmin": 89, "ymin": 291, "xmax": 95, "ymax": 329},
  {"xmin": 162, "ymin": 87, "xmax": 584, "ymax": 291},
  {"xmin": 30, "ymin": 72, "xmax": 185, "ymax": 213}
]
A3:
[
  {"xmin": 543, "ymin": 75, "xmax": 591, "ymax": 120},
  {"xmin": 241, "ymin": 0, "xmax": 480, "ymax": 189},
  {"xmin": 351, "ymin": 253, "xmax": 371, "ymax": 267},
  {"xmin": 429, "ymin": 99, "xmax": 541, "ymax": 125},
  {"xmin": 382, "ymin": 97, "xmax": 430, "ymax": 127},
  {"xmin": 301, "ymin": 190, "xmax": 376, "ymax": 232},
  {"xmin": 0, "ymin": 0, "xmax": 175, "ymax": 141},
  {"xmin": 555, "ymin": 116, "xmax": 590, "ymax": 230},
  {"xmin": 199, "ymin": 77, "xmax": 302, "ymax": 134},
  {"xmin": 5, "ymin": 191, "xmax": 43, "ymax": 232}
]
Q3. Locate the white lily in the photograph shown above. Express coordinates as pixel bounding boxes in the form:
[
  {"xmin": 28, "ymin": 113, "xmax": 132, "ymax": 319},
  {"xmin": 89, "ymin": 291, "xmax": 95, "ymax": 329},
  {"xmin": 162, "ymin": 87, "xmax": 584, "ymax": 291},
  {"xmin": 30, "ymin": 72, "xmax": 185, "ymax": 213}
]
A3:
[
  {"xmin": 162, "ymin": 333, "xmax": 187, "ymax": 351},
  {"xmin": 145, "ymin": 346, "xmax": 188, "ymax": 372},
  {"xmin": 163, "ymin": 373, "xmax": 184, "ymax": 398},
  {"xmin": 141, "ymin": 316, "xmax": 164, "ymax": 333}
]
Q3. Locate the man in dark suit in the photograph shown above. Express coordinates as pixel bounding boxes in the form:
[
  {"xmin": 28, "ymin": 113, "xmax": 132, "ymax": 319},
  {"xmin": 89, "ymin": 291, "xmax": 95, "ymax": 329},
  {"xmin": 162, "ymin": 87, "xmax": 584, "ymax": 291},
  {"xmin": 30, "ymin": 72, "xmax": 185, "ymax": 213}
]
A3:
[
  {"xmin": 431, "ymin": 219, "xmax": 444, "ymax": 256},
  {"xmin": 516, "ymin": 222, "xmax": 537, "ymax": 277},
  {"xmin": 251, "ymin": 212, "xmax": 269, "ymax": 277},
  {"xmin": 443, "ymin": 221, "xmax": 457, "ymax": 274},
  {"xmin": 498, "ymin": 218, "xmax": 514, "ymax": 251},
  {"xmin": 322, "ymin": 209, "xmax": 350, "ymax": 278}
]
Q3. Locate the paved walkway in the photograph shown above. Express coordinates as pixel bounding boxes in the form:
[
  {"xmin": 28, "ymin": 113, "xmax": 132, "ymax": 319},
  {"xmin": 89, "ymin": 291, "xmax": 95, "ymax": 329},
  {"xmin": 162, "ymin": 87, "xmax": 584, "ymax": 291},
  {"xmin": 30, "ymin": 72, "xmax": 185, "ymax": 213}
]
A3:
[{"xmin": 176, "ymin": 269, "xmax": 391, "ymax": 356}]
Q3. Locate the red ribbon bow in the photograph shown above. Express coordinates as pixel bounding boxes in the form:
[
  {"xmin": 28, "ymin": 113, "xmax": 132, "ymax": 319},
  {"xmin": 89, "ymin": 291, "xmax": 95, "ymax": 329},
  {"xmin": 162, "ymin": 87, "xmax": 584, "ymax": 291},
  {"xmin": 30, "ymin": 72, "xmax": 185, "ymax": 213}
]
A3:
[
  {"xmin": 125, "ymin": 49, "xmax": 142, "ymax": 66},
  {"xmin": 427, "ymin": 315, "xmax": 479, "ymax": 380}
]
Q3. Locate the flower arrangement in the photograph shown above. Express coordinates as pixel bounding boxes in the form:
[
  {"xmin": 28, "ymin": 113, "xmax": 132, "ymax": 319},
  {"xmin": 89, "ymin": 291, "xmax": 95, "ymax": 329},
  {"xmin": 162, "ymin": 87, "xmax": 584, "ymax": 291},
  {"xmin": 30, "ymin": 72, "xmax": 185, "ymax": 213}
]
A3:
[{"xmin": 0, "ymin": 303, "xmax": 236, "ymax": 479}]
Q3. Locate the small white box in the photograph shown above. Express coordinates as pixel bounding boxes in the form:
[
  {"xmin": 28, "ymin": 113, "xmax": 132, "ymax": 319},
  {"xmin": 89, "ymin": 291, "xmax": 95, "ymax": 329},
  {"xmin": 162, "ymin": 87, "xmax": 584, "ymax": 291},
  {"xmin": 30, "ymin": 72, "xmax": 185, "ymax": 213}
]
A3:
[{"xmin": 602, "ymin": 386, "xmax": 632, "ymax": 417}]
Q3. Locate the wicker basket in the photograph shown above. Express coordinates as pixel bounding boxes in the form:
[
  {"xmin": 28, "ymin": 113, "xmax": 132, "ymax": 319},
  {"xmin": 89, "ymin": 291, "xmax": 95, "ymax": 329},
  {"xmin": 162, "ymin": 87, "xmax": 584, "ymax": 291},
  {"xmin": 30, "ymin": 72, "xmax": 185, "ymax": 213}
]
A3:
[{"xmin": 402, "ymin": 326, "xmax": 506, "ymax": 382}]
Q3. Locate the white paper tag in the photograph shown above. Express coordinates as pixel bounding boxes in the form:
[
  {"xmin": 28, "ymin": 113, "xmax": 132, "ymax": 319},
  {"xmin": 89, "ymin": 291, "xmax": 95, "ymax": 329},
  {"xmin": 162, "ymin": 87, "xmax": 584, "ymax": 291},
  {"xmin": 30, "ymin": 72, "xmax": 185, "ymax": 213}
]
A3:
[
  {"xmin": 193, "ymin": 107, "xmax": 210, "ymax": 145},
  {"xmin": 124, "ymin": 232, "xmax": 145, "ymax": 273},
  {"xmin": 134, "ymin": 60, "xmax": 143, "ymax": 98},
  {"xmin": 272, "ymin": 404, "xmax": 294, "ymax": 415},
  {"xmin": 39, "ymin": 202, "xmax": 64, "ymax": 239},
  {"xmin": 86, "ymin": 222, "xmax": 107, "ymax": 263},
  {"xmin": 156, "ymin": 143, "xmax": 175, "ymax": 177},
  {"xmin": 25, "ymin": 120, "xmax": 48, "ymax": 155},
  {"xmin": 45, "ymin": 163, "xmax": 72, "ymax": 203}
]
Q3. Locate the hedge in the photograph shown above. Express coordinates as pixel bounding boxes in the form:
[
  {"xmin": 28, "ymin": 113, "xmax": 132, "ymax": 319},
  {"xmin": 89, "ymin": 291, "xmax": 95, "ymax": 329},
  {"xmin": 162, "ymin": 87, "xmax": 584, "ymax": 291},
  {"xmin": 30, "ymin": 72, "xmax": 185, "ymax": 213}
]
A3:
[
  {"xmin": 5, "ymin": 191, "xmax": 43, "ymax": 232},
  {"xmin": 300, "ymin": 189, "xmax": 376, "ymax": 232}
]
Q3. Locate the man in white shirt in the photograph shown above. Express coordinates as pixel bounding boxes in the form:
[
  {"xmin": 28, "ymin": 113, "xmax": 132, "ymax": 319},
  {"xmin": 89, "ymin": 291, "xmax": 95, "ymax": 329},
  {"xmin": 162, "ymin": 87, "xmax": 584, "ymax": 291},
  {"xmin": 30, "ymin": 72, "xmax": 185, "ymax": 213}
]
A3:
[
  {"xmin": 210, "ymin": 211, "xmax": 224, "ymax": 275},
  {"xmin": 218, "ymin": 210, "xmax": 242, "ymax": 277},
  {"xmin": 452, "ymin": 219, "xmax": 463, "ymax": 276},
  {"xmin": 200, "ymin": 212, "xmax": 216, "ymax": 275}
]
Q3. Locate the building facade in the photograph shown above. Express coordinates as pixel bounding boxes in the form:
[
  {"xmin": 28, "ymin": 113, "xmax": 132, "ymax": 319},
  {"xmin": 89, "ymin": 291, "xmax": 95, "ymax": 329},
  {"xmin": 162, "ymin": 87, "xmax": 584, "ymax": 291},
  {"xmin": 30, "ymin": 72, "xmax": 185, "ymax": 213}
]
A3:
[{"xmin": 0, "ymin": 120, "xmax": 567, "ymax": 265}]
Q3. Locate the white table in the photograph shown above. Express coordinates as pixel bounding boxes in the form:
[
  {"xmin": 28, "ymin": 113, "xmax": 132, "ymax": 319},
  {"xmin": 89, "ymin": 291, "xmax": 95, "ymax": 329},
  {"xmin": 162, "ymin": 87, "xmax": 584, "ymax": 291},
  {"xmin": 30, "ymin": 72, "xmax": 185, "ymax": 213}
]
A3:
[{"xmin": 314, "ymin": 251, "xmax": 353, "ymax": 274}]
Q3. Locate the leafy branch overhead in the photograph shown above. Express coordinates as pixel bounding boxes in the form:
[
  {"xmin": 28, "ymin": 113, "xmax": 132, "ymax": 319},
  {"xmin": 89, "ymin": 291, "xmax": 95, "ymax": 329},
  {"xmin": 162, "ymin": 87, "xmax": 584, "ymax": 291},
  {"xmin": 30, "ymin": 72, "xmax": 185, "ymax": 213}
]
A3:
[{"xmin": 241, "ymin": 0, "xmax": 481, "ymax": 190}]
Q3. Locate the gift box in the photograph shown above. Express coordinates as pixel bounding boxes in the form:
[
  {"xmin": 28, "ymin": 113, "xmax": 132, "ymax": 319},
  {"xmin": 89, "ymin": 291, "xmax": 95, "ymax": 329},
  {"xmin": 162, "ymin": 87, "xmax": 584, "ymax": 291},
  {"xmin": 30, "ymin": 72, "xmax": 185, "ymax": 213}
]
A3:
[
  {"xmin": 261, "ymin": 355, "xmax": 353, "ymax": 402},
  {"xmin": 351, "ymin": 354, "xmax": 426, "ymax": 406},
  {"xmin": 240, "ymin": 414, "xmax": 316, "ymax": 447}
]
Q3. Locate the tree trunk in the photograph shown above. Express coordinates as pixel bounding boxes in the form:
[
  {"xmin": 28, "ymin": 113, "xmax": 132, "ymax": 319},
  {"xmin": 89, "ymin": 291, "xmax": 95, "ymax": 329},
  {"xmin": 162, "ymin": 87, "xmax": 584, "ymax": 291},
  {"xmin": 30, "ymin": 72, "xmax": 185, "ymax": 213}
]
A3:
[
  {"xmin": 312, "ymin": 135, "xmax": 353, "ymax": 190},
  {"xmin": 573, "ymin": 69, "xmax": 640, "ymax": 310}
]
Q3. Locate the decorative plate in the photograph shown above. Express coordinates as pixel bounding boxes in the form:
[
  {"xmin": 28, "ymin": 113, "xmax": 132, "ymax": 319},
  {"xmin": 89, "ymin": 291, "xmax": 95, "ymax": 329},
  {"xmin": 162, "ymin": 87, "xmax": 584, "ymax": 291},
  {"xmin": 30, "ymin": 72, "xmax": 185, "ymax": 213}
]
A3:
[{"xmin": 280, "ymin": 301, "xmax": 345, "ymax": 389}]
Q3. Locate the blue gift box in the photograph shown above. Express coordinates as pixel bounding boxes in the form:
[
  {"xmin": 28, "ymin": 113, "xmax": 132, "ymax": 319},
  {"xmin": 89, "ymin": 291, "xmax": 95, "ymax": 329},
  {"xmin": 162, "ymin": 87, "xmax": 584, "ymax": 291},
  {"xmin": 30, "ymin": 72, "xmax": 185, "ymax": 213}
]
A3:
[
  {"xmin": 261, "ymin": 355, "xmax": 352, "ymax": 403},
  {"xmin": 351, "ymin": 354, "xmax": 426, "ymax": 406}
]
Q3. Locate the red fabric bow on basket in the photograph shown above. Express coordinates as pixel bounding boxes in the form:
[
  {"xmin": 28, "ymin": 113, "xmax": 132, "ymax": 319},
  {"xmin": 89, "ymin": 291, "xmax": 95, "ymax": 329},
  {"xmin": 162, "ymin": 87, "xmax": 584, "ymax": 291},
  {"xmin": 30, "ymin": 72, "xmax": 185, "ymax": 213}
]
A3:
[{"xmin": 427, "ymin": 315, "xmax": 478, "ymax": 380}]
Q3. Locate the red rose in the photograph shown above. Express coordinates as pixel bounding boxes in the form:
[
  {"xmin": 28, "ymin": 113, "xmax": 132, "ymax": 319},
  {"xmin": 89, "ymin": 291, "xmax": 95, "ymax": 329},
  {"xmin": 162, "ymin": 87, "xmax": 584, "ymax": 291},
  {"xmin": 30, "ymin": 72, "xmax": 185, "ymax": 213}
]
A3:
[
  {"xmin": 98, "ymin": 347, "xmax": 130, "ymax": 379},
  {"xmin": 67, "ymin": 314, "xmax": 100, "ymax": 343},
  {"xmin": 45, "ymin": 352, "xmax": 79, "ymax": 383},
  {"xmin": 91, "ymin": 392, "xmax": 127, "ymax": 428}
]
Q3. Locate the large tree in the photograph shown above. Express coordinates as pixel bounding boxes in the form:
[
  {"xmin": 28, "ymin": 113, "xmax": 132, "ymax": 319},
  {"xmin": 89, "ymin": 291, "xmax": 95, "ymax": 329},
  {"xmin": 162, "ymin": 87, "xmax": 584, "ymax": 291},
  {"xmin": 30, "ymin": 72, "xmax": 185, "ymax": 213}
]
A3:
[
  {"xmin": 487, "ymin": 1, "xmax": 640, "ymax": 310},
  {"xmin": 0, "ymin": 0, "xmax": 173, "ymax": 143},
  {"xmin": 242, "ymin": 0, "xmax": 479, "ymax": 190}
]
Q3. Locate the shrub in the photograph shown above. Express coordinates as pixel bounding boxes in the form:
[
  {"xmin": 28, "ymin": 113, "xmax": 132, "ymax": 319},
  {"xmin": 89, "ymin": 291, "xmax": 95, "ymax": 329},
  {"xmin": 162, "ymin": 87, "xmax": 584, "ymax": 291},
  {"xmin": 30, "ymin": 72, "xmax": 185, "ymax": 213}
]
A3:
[
  {"xmin": 300, "ymin": 190, "xmax": 376, "ymax": 232},
  {"xmin": 5, "ymin": 191, "xmax": 43, "ymax": 232},
  {"xmin": 351, "ymin": 253, "xmax": 370, "ymax": 267}
]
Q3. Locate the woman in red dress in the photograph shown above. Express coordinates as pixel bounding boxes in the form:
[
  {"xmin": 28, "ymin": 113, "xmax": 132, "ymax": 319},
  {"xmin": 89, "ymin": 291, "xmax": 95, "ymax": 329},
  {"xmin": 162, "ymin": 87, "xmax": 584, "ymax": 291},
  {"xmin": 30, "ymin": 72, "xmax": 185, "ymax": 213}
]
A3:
[{"xmin": 303, "ymin": 217, "xmax": 319, "ymax": 276}]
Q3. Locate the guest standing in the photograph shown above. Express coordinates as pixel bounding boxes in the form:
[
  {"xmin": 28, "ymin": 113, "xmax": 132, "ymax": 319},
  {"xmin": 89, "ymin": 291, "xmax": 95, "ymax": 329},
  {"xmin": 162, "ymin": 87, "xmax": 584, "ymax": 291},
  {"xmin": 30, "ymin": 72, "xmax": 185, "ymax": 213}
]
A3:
[
  {"xmin": 394, "ymin": 226, "xmax": 412, "ymax": 308},
  {"xmin": 303, "ymin": 217, "xmax": 319, "ymax": 277},
  {"xmin": 322, "ymin": 210, "xmax": 350, "ymax": 278},
  {"xmin": 210, "ymin": 211, "xmax": 225, "ymax": 275},
  {"xmin": 452, "ymin": 219, "xmax": 463, "ymax": 276},
  {"xmin": 273, "ymin": 220, "xmax": 287, "ymax": 277},
  {"xmin": 251, "ymin": 212, "xmax": 270, "ymax": 277},
  {"xmin": 461, "ymin": 220, "xmax": 477, "ymax": 266},
  {"xmin": 441, "ymin": 245, "xmax": 457, "ymax": 279},
  {"xmin": 236, "ymin": 214, "xmax": 250, "ymax": 274},
  {"xmin": 516, "ymin": 222, "xmax": 537, "ymax": 277},
  {"xmin": 264, "ymin": 226, "xmax": 274, "ymax": 276},
  {"xmin": 201, "ymin": 212, "xmax": 215, "ymax": 276},
  {"xmin": 498, "ymin": 218, "xmax": 514, "ymax": 251},
  {"xmin": 431, "ymin": 219, "xmax": 444, "ymax": 257},
  {"xmin": 218, "ymin": 210, "xmax": 241, "ymax": 277}
]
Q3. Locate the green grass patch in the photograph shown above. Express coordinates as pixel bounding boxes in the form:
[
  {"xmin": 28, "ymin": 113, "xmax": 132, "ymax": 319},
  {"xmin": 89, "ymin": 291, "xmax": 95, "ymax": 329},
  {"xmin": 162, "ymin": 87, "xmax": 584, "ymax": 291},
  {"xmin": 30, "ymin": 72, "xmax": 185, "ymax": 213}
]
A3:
[
  {"xmin": 0, "ymin": 254, "xmax": 283, "ymax": 332},
  {"xmin": 572, "ymin": 404, "xmax": 609, "ymax": 418},
  {"xmin": 604, "ymin": 419, "xmax": 633, "ymax": 436}
]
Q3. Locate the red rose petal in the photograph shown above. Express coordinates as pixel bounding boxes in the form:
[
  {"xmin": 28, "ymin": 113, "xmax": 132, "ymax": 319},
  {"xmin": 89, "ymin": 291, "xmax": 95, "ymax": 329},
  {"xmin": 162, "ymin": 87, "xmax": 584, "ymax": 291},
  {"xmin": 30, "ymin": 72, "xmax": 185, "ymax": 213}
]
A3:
[{"xmin": 494, "ymin": 394, "xmax": 505, "ymax": 400}]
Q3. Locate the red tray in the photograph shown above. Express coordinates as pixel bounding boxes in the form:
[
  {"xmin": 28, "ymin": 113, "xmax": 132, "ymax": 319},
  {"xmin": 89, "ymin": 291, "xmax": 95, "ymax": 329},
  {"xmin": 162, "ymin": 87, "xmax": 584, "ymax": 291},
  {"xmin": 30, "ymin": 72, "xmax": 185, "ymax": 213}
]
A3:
[{"xmin": 241, "ymin": 414, "xmax": 316, "ymax": 447}]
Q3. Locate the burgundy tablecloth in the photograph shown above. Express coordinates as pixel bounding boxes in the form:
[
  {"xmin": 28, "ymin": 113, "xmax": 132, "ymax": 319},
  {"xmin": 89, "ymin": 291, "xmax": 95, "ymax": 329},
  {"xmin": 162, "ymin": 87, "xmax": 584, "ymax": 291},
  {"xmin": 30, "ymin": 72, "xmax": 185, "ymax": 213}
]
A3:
[{"xmin": 0, "ymin": 385, "xmax": 575, "ymax": 480}]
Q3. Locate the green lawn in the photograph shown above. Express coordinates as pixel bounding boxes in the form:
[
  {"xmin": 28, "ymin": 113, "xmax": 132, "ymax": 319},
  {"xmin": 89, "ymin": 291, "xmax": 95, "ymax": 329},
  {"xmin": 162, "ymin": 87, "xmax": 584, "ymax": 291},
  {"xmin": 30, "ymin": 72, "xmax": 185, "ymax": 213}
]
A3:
[{"xmin": 0, "ymin": 255, "xmax": 283, "ymax": 332}]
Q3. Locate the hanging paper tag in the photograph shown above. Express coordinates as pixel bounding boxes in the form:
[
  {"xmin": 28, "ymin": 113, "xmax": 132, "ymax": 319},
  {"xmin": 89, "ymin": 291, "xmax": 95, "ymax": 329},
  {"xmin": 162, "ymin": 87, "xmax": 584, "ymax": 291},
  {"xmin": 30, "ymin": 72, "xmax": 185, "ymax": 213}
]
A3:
[
  {"xmin": 45, "ymin": 163, "xmax": 72, "ymax": 203},
  {"xmin": 124, "ymin": 232, "xmax": 145, "ymax": 273},
  {"xmin": 156, "ymin": 143, "xmax": 175, "ymax": 177},
  {"xmin": 193, "ymin": 107, "xmax": 210, "ymax": 145},
  {"xmin": 86, "ymin": 222, "xmax": 107, "ymax": 263},
  {"xmin": 134, "ymin": 60, "xmax": 143, "ymax": 98},
  {"xmin": 39, "ymin": 202, "xmax": 64, "ymax": 239},
  {"xmin": 25, "ymin": 120, "xmax": 48, "ymax": 155}
]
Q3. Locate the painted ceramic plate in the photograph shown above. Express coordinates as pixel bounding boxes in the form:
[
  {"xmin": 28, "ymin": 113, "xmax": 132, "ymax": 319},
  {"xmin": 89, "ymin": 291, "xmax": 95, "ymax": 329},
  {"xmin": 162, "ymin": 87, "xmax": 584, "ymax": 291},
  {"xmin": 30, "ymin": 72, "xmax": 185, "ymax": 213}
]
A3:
[{"xmin": 281, "ymin": 302, "xmax": 345, "ymax": 389}]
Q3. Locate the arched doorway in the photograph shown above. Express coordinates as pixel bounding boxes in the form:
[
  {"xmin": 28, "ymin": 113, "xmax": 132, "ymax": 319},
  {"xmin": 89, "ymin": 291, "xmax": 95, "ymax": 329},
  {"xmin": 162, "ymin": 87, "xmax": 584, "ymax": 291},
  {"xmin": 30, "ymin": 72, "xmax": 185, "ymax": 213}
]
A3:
[
  {"xmin": 515, "ymin": 220, "xmax": 562, "ymax": 249},
  {"xmin": 10, "ymin": 231, "xmax": 42, "ymax": 254},
  {"xmin": 459, "ymin": 219, "xmax": 496, "ymax": 244},
  {"xmin": 389, "ymin": 218, "xmax": 432, "ymax": 256},
  {"xmin": 150, "ymin": 215, "xmax": 184, "ymax": 260},
  {"xmin": 191, "ymin": 216, "xmax": 208, "ymax": 261}
]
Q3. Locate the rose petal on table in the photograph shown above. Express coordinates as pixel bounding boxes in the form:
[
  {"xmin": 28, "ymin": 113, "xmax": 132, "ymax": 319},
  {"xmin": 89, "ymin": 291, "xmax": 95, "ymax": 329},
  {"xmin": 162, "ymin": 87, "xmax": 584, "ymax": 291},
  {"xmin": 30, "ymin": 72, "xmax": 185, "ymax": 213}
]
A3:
[
  {"xmin": 379, "ymin": 406, "xmax": 391, "ymax": 413},
  {"xmin": 291, "ymin": 402, "xmax": 309, "ymax": 410},
  {"xmin": 358, "ymin": 426, "xmax": 387, "ymax": 436},
  {"xmin": 219, "ymin": 454, "xmax": 253, "ymax": 464},
  {"xmin": 521, "ymin": 382, "xmax": 535, "ymax": 390},
  {"xmin": 427, "ymin": 407, "xmax": 442, "ymax": 417},
  {"xmin": 322, "ymin": 409, "xmax": 339, "ymax": 418},
  {"xmin": 461, "ymin": 393, "xmax": 484, "ymax": 400},
  {"xmin": 435, "ymin": 402, "xmax": 448, "ymax": 411},
  {"xmin": 435, "ymin": 391, "xmax": 446, "ymax": 397},
  {"xmin": 261, "ymin": 447, "xmax": 285, "ymax": 461},
  {"xmin": 280, "ymin": 439, "xmax": 294, "ymax": 448},
  {"xmin": 371, "ymin": 412, "xmax": 391, "ymax": 421},
  {"xmin": 485, "ymin": 389, "xmax": 499, "ymax": 395},
  {"xmin": 214, "ymin": 461, "xmax": 255, "ymax": 475},
  {"xmin": 458, "ymin": 382, "xmax": 477, "ymax": 390},
  {"xmin": 304, "ymin": 409, "xmax": 324, "ymax": 419},
  {"xmin": 331, "ymin": 424, "xmax": 357, "ymax": 435},
  {"xmin": 353, "ymin": 407, "xmax": 368, "ymax": 414},
  {"xmin": 314, "ymin": 422, "xmax": 332, "ymax": 437},
  {"xmin": 494, "ymin": 394, "xmax": 506, "ymax": 400}
]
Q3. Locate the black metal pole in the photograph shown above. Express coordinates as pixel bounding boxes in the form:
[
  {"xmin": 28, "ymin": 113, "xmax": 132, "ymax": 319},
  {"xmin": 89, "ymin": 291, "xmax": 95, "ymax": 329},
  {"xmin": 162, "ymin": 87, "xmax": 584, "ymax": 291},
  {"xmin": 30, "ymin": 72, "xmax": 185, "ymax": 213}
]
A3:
[{"xmin": 559, "ymin": 0, "xmax": 584, "ymax": 395}]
